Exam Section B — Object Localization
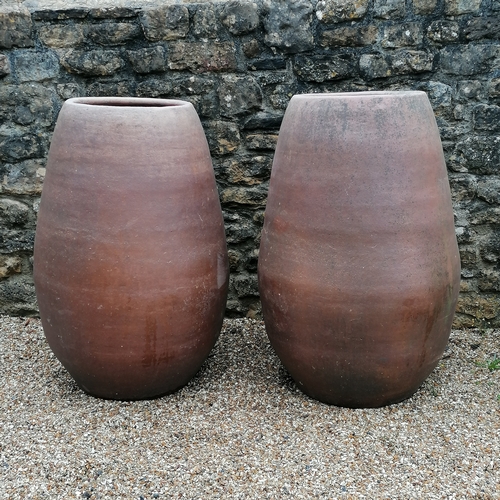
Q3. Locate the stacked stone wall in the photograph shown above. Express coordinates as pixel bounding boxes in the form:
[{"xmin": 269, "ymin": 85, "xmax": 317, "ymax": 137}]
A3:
[{"xmin": 0, "ymin": 0, "xmax": 499, "ymax": 326}]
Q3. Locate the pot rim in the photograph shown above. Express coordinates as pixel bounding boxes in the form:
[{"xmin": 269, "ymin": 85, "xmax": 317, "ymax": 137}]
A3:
[
  {"xmin": 66, "ymin": 97, "xmax": 191, "ymax": 108},
  {"xmin": 295, "ymin": 90, "xmax": 426, "ymax": 99}
]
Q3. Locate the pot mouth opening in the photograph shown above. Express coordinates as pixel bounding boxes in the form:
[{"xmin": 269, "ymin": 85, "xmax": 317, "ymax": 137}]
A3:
[
  {"xmin": 297, "ymin": 91, "xmax": 425, "ymax": 98},
  {"xmin": 68, "ymin": 97, "xmax": 188, "ymax": 108}
]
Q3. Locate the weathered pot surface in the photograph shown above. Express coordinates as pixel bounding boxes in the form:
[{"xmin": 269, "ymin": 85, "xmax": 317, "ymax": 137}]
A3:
[
  {"xmin": 258, "ymin": 91, "xmax": 461, "ymax": 408},
  {"xmin": 34, "ymin": 97, "xmax": 229, "ymax": 400}
]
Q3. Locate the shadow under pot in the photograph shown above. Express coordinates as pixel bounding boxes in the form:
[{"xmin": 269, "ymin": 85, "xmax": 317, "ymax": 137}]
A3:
[
  {"xmin": 34, "ymin": 97, "xmax": 229, "ymax": 400},
  {"xmin": 258, "ymin": 91, "xmax": 461, "ymax": 408}
]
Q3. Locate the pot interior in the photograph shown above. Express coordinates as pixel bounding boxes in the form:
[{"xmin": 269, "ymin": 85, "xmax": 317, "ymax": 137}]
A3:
[{"xmin": 69, "ymin": 97, "xmax": 186, "ymax": 107}]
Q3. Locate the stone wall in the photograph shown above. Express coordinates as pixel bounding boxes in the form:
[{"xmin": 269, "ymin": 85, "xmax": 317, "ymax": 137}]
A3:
[{"xmin": 0, "ymin": 0, "xmax": 499, "ymax": 326}]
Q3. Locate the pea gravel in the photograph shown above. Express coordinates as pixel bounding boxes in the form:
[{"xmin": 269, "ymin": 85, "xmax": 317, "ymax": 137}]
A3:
[{"xmin": 0, "ymin": 315, "xmax": 499, "ymax": 499}]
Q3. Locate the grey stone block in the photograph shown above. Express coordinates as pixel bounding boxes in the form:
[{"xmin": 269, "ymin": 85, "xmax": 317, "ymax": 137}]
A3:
[
  {"xmin": 0, "ymin": 159, "xmax": 45, "ymax": 195},
  {"xmin": 0, "ymin": 128, "xmax": 48, "ymax": 162},
  {"xmin": 270, "ymin": 84, "xmax": 297, "ymax": 109},
  {"xmin": 56, "ymin": 82, "xmax": 85, "ymax": 100},
  {"xmin": 29, "ymin": 3, "xmax": 89, "ymax": 21},
  {"xmin": 0, "ymin": 54, "xmax": 10, "ymax": 77},
  {"xmin": 321, "ymin": 26, "xmax": 378, "ymax": 47},
  {"xmin": 464, "ymin": 17, "xmax": 500, "ymax": 41},
  {"xmin": 263, "ymin": 0, "xmax": 314, "ymax": 54},
  {"xmin": 427, "ymin": 21, "xmax": 460, "ymax": 44},
  {"xmin": 0, "ymin": 277, "xmax": 37, "ymax": 315},
  {"xmin": 360, "ymin": 50, "xmax": 433, "ymax": 79},
  {"xmin": 374, "ymin": 0, "xmax": 406, "ymax": 19},
  {"xmin": 0, "ymin": 228, "xmax": 35, "ymax": 254},
  {"xmin": 489, "ymin": 78, "xmax": 500, "ymax": 98},
  {"xmin": 439, "ymin": 44, "xmax": 499, "ymax": 75},
  {"xmin": 0, "ymin": 255, "xmax": 22, "ymax": 279},
  {"xmin": 127, "ymin": 46, "xmax": 166, "ymax": 74},
  {"xmin": 135, "ymin": 78, "xmax": 172, "ymax": 98},
  {"xmin": 221, "ymin": 1, "xmax": 260, "ymax": 35},
  {"xmin": 243, "ymin": 39, "xmax": 261, "ymax": 58},
  {"xmin": 315, "ymin": 0, "xmax": 369, "ymax": 23},
  {"xmin": 294, "ymin": 54, "xmax": 357, "ymax": 82},
  {"xmin": 479, "ymin": 269, "xmax": 500, "ymax": 292},
  {"xmin": 392, "ymin": 49, "xmax": 434, "ymax": 72},
  {"xmin": 86, "ymin": 80, "xmax": 134, "ymax": 97},
  {"xmin": 470, "ymin": 206, "xmax": 500, "ymax": 226},
  {"xmin": 248, "ymin": 58, "xmax": 287, "ymax": 70},
  {"xmin": 480, "ymin": 234, "xmax": 500, "ymax": 263},
  {"xmin": 192, "ymin": 4, "xmax": 220, "ymax": 39},
  {"xmin": 456, "ymin": 80, "xmax": 483, "ymax": 100},
  {"xmin": 90, "ymin": 7, "xmax": 138, "ymax": 19},
  {"xmin": 412, "ymin": 0, "xmax": 438, "ymax": 14},
  {"xmin": 444, "ymin": 0, "xmax": 482, "ymax": 15},
  {"xmin": 221, "ymin": 185, "xmax": 268, "ymax": 206},
  {"xmin": 217, "ymin": 155, "xmax": 272, "ymax": 185},
  {"xmin": 87, "ymin": 22, "xmax": 141, "ymax": 45},
  {"xmin": 0, "ymin": 83, "xmax": 57, "ymax": 128},
  {"xmin": 219, "ymin": 75, "xmax": 263, "ymax": 117},
  {"xmin": 0, "ymin": 5, "xmax": 33, "ymax": 49},
  {"xmin": 473, "ymin": 104, "xmax": 500, "ymax": 131},
  {"xmin": 449, "ymin": 173, "xmax": 478, "ymax": 202},
  {"xmin": 38, "ymin": 24, "xmax": 85, "ymax": 48},
  {"xmin": 170, "ymin": 75, "xmax": 217, "ymax": 96},
  {"xmin": 359, "ymin": 53, "xmax": 391, "ymax": 79},
  {"xmin": 168, "ymin": 42, "xmax": 237, "ymax": 73},
  {"xmin": 380, "ymin": 22, "xmax": 423, "ymax": 48},
  {"xmin": 140, "ymin": 5, "xmax": 189, "ymax": 42},
  {"xmin": 232, "ymin": 273, "xmax": 259, "ymax": 297},
  {"xmin": 225, "ymin": 221, "xmax": 258, "ymax": 244},
  {"xmin": 243, "ymin": 112, "xmax": 284, "ymax": 129},
  {"xmin": 418, "ymin": 81, "xmax": 453, "ymax": 108},
  {"xmin": 0, "ymin": 199, "xmax": 30, "ymax": 228},
  {"xmin": 452, "ymin": 136, "xmax": 500, "ymax": 174},
  {"xmin": 205, "ymin": 121, "xmax": 241, "ymax": 156},
  {"xmin": 12, "ymin": 50, "xmax": 59, "ymax": 82},
  {"xmin": 245, "ymin": 133, "xmax": 278, "ymax": 150},
  {"xmin": 60, "ymin": 49, "xmax": 124, "ymax": 76}
]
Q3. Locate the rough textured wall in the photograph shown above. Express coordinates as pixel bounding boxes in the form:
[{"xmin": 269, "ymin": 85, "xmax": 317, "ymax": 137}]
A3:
[{"xmin": 0, "ymin": 0, "xmax": 499, "ymax": 326}]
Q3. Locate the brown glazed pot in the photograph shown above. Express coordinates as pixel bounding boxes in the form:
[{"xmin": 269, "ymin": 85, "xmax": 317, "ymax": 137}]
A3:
[
  {"xmin": 34, "ymin": 97, "xmax": 229, "ymax": 400},
  {"xmin": 258, "ymin": 91, "xmax": 461, "ymax": 408}
]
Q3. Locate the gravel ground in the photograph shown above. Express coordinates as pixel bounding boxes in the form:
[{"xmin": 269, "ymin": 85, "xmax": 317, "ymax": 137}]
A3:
[{"xmin": 0, "ymin": 315, "xmax": 499, "ymax": 499}]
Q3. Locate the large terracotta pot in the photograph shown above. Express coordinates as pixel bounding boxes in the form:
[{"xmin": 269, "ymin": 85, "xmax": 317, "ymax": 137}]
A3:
[
  {"xmin": 34, "ymin": 97, "xmax": 229, "ymax": 400},
  {"xmin": 258, "ymin": 91, "xmax": 461, "ymax": 408}
]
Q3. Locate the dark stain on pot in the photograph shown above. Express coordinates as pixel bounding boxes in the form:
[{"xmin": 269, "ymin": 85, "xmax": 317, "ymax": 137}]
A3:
[{"xmin": 142, "ymin": 312, "xmax": 157, "ymax": 368}]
